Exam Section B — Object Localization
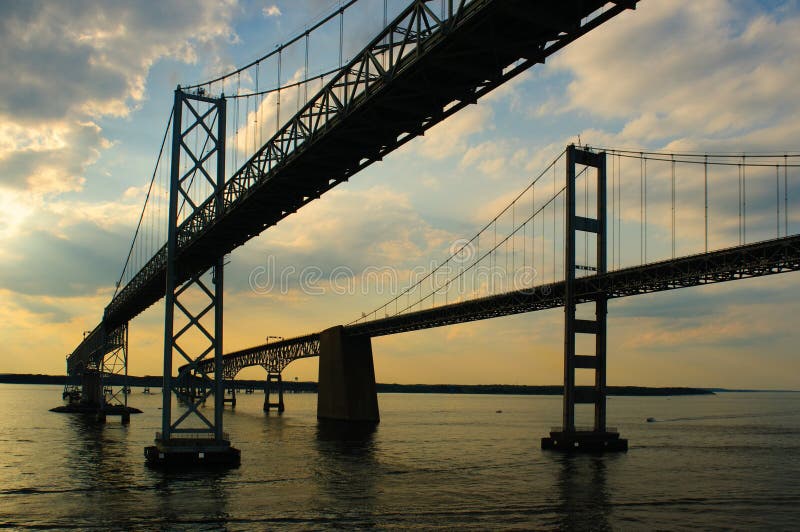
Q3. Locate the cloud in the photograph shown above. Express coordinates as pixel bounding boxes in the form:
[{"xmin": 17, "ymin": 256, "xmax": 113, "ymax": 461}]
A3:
[
  {"xmin": 0, "ymin": 1, "xmax": 237, "ymax": 125},
  {"xmin": 227, "ymin": 185, "xmax": 455, "ymax": 294},
  {"xmin": 0, "ymin": 1, "xmax": 237, "ymax": 195},
  {"xmin": 548, "ymin": 0, "xmax": 800, "ymax": 149},
  {"xmin": 0, "ymin": 0, "xmax": 240, "ymax": 305},
  {"xmin": 262, "ymin": 5, "xmax": 282, "ymax": 17},
  {"xmin": 411, "ymin": 104, "xmax": 493, "ymax": 161},
  {"xmin": 0, "ymin": 121, "xmax": 107, "ymax": 194},
  {"xmin": 0, "ymin": 223, "xmax": 128, "ymax": 297}
]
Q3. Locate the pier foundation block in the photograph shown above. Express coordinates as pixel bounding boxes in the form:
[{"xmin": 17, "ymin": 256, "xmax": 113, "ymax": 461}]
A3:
[
  {"xmin": 145, "ymin": 437, "xmax": 240, "ymax": 468},
  {"xmin": 317, "ymin": 326, "xmax": 379, "ymax": 422},
  {"xmin": 542, "ymin": 430, "xmax": 628, "ymax": 452}
]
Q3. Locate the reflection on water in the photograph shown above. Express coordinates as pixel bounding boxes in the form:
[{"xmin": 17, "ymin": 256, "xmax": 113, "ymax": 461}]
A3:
[
  {"xmin": 152, "ymin": 469, "xmax": 232, "ymax": 530},
  {"xmin": 1, "ymin": 387, "xmax": 800, "ymax": 529},
  {"xmin": 315, "ymin": 419, "xmax": 378, "ymax": 448},
  {"xmin": 555, "ymin": 455, "xmax": 612, "ymax": 531},
  {"xmin": 314, "ymin": 421, "xmax": 379, "ymax": 527}
]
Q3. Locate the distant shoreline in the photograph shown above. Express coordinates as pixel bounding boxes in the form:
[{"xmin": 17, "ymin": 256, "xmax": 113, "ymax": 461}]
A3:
[{"xmin": 2, "ymin": 373, "xmax": 794, "ymax": 395}]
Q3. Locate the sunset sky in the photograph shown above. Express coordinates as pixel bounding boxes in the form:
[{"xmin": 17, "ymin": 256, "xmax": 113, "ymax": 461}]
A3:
[{"xmin": 1, "ymin": 0, "xmax": 799, "ymax": 389}]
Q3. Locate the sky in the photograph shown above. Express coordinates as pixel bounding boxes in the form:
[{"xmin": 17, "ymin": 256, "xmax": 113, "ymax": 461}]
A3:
[{"xmin": 1, "ymin": 0, "xmax": 800, "ymax": 389}]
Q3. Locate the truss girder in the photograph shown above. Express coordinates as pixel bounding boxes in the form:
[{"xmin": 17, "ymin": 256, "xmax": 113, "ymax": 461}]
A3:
[
  {"xmin": 189, "ymin": 334, "xmax": 320, "ymax": 380},
  {"xmin": 345, "ymin": 235, "xmax": 800, "ymax": 337},
  {"xmin": 202, "ymin": 235, "xmax": 800, "ymax": 376},
  {"xmin": 67, "ymin": 322, "xmax": 127, "ymax": 375},
  {"xmin": 68, "ymin": 0, "xmax": 636, "ymax": 374}
]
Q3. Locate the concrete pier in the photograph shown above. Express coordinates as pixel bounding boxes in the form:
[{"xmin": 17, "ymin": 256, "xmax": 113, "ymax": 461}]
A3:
[
  {"xmin": 81, "ymin": 371, "xmax": 103, "ymax": 407},
  {"xmin": 317, "ymin": 326, "xmax": 379, "ymax": 422},
  {"xmin": 51, "ymin": 370, "xmax": 140, "ymax": 422},
  {"xmin": 264, "ymin": 373, "xmax": 285, "ymax": 413},
  {"xmin": 223, "ymin": 387, "xmax": 236, "ymax": 408}
]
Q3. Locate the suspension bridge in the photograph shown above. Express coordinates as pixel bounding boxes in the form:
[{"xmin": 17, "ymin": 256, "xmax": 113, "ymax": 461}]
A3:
[{"xmin": 57, "ymin": 0, "xmax": 800, "ymax": 465}]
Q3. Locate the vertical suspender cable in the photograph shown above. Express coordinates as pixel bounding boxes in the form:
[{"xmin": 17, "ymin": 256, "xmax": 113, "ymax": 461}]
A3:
[
  {"xmin": 339, "ymin": 9, "xmax": 344, "ymax": 68},
  {"xmin": 617, "ymin": 153, "xmax": 621, "ymax": 269},
  {"xmin": 644, "ymin": 157, "xmax": 647, "ymax": 262},
  {"xmin": 234, "ymin": 74, "xmax": 240, "ymax": 172},
  {"xmin": 532, "ymin": 182, "xmax": 535, "ymax": 277},
  {"xmin": 704, "ymin": 155, "xmax": 708, "ymax": 252},
  {"xmin": 742, "ymin": 155, "xmax": 746, "ymax": 243},
  {"xmin": 493, "ymin": 219, "xmax": 497, "ymax": 292},
  {"xmin": 304, "ymin": 32, "xmax": 309, "ymax": 105},
  {"xmin": 276, "ymin": 50, "xmax": 282, "ymax": 134},
  {"xmin": 244, "ymin": 94, "xmax": 249, "ymax": 163},
  {"xmin": 255, "ymin": 62, "xmax": 260, "ymax": 150},
  {"xmin": 738, "ymin": 163, "xmax": 742, "ymax": 244},
  {"xmin": 505, "ymin": 217, "xmax": 510, "ymax": 291},
  {"xmin": 114, "ymin": 109, "xmax": 173, "ymax": 298},
  {"xmin": 611, "ymin": 154, "xmax": 617, "ymax": 269},
  {"xmin": 562, "ymin": 190, "xmax": 566, "ymax": 280},
  {"xmin": 639, "ymin": 153, "xmax": 643, "ymax": 264},
  {"xmin": 522, "ymin": 206, "xmax": 526, "ymax": 278},
  {"xmin": 671, "ymin": 154, "xmax": 675, "ymax": 258},
  {"xmin": 541, "ymin": 189, "xmax": 545, "ymax": 284},
  {"xmin": 777, "ymin": 165, "xmax": 781, "ymax": 237},
  {"xmin": 512, "ymin": 203, "xmax": 515, "ymax": 281},
  {"xmin": 785, "ymin": 155, "xmax": 789, "ymax": 236},
  {"xmin": 553, "ymin": 163, "xmax": 557, "ymax": 281}
]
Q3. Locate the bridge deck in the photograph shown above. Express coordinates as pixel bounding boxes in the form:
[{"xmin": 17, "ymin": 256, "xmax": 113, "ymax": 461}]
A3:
[{"xmin": 208, "ymin": 235, "xmax": 800, "ymax": 374}]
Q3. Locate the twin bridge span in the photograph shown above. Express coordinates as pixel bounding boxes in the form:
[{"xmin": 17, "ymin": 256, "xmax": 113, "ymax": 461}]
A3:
[
  {"xmin": 194, "ymin": 147, "xmax": 800, "ymax": 452},
  {"xmin": 57, "ymin": 0, "xmax": 800, "ymax": 464}
]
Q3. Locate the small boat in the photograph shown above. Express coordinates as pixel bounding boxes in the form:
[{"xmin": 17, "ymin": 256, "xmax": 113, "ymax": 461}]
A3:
[{"xmin": 646, "ymin": 417, "xmax": 656, "ymax": 423}]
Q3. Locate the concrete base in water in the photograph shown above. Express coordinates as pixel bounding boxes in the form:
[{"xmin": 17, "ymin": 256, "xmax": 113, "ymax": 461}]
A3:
[
  {"xmin": 145, "ymin": 438, "xmax": 240, "ymax": 468},
  {"xmin": 317, "ymin": 326, "xmax": 379, "ymax": 423},
  {"xmin": 50, "ymin": 404, "xmax": 142, "ymax": 424},
  {"xmin": 541, "ymin": 430, "xmax": 628, "ymax": 452}
]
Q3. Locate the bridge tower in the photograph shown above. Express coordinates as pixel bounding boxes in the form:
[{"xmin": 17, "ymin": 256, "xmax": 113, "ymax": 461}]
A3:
[
  {"xmin": 542, "ymin": 145, "xmax": 627, "ymax": 451},
  {"xmin": 145, "ymin": 87, "xmax": 240, "ymax": 466}
]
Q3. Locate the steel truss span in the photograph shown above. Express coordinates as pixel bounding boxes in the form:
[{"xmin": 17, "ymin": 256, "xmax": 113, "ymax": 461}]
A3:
[
  {"xmin": 185, "ymin": 334, "xmax": 321, "ymax": 380},
  {"xmin": 68, "ymin": 0, "xmax": 637, "ymax": 373},
  {"xmin": 203, "ymin": 234, "xmax": 800, "ymax": 374}
]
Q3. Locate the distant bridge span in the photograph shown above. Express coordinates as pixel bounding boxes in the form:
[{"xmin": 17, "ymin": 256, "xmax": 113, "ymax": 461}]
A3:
[{"xmin": 200, "ymin": 234, "xmax": 800, "ymax": 378}]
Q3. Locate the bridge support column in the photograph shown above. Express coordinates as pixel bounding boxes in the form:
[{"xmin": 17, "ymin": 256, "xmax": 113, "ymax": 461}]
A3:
[
  {"xmin": 542, "ymin": 145, "xmax": 627, "ymax": 452},
  {"xmin": 81, "ymin": 370, "xmax": 103, "ymax": 408},
  {"xmin": 223, "ymin": 387, "xmax": 236, "ymax": 408},
  {"xmin": 317, "ymin": 326, "xmax": 379, "ymax": 422},
  {"xmin": 264, "ymin": 373, "xmax": 285, "ymax": 413},
  {"xmin": 145, "ymin": 88, "xmax": 239, "ymax": 467},
  {"xmin": 99, "ymin": 322, "xmax": 133, "ymax": 423}
]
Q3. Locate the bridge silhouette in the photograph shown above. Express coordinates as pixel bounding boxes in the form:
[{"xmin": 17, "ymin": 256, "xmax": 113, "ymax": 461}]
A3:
[{"xmin": 59, "ymin": 0, "xmax": 800, "ymax": 465}]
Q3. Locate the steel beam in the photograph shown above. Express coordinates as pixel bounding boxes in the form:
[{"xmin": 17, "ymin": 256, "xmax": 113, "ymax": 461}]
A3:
[{"xmin": 146, "ymin": 89, "xmax": 239, "ymax": 467}]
